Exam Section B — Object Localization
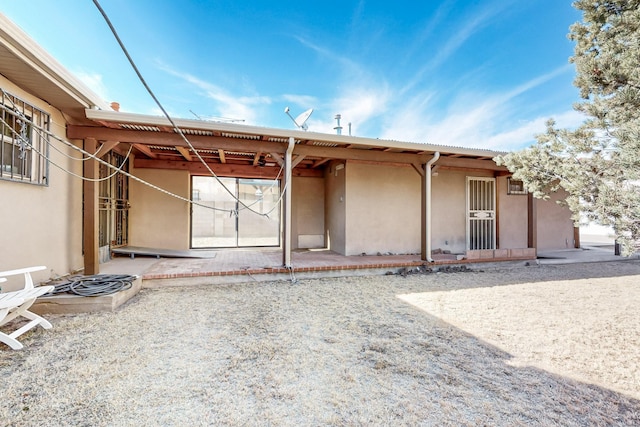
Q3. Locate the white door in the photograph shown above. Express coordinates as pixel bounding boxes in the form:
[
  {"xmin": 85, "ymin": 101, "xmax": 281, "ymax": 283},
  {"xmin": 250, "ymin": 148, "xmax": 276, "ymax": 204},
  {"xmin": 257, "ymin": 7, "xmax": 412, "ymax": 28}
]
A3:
[{"xmin": 466, "ymin": 177, "xmax": 496, "ymax": 250}]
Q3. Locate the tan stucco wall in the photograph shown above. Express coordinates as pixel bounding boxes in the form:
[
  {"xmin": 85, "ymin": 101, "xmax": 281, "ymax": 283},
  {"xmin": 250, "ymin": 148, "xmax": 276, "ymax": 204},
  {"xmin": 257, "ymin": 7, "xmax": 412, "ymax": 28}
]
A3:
[
  {"xmin": 430, "ymin": 170, "xmax": 475, "ymax": 254},
  {"xmin": 128, "ymin": 166, "xmax": 190, "ymax": 250},
  {"xmin": 325, "ymin": 161, "xmax": 346, "ymax": 254},
  {"xmin": 536, "ymin": 190, "xmax": 575, "ymax": 250},
  {"xmin": 292, "ymin": 176, "xmax": 325, "ymax": 249},
  {"xmin": 496, "ymin": 176, "xmax": 528, "ymax": 249},
  {"xmin": 324, "ymin": 164, "xmax": 507, "ymax": 256},
  {"xmin": 128, "ymin": 172, "xmax": 323, "ymax": 251},
  {"xmin": 344, "ymin": 162, "xmax": 421, "ymax": 255},
  {"xmin": 0, "ymin": 77, "xmax": 84, "ymax": 290}
]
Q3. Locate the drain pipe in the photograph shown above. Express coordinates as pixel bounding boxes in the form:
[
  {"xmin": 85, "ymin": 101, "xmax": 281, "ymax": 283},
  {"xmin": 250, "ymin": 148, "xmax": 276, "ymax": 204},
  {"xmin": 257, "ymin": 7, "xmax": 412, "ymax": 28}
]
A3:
[
  {"xmin": 283, "ymin": 137, "xmax": 295, "ymax": 268},
  {"xmin": 425, "ymin": 152, "xmax": 440, "ymax": 262}
]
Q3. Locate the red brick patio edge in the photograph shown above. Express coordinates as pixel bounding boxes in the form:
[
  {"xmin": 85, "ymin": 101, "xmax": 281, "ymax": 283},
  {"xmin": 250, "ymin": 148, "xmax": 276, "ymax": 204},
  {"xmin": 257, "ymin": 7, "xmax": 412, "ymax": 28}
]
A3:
[{"xmin": 141, "ymin": 256, "xmax": 535, "ymax": 280}]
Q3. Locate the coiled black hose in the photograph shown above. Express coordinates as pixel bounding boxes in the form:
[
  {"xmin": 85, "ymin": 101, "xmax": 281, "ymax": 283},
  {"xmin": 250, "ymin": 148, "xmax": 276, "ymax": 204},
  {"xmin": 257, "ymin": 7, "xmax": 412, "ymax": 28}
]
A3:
[{"xmin": 47, "ymin": 274, "xmax": 136, "ymax": 297}]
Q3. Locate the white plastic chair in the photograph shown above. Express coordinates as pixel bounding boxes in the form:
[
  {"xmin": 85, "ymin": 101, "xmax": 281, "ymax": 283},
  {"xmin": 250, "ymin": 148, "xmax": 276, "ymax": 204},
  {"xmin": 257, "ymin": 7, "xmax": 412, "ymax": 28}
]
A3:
[{"xmin": 0, "ymin": 266, "xmax": 54, "ymax": 350}]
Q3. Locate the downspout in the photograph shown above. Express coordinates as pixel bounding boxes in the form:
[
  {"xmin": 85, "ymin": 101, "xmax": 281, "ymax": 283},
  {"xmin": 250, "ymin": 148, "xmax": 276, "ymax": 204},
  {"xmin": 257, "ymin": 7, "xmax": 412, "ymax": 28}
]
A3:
[
  {"xmin": 283, "ymin": 137, "xmax": 295, "ymax": 268},
  {"xmin": 425, "ymin": 152, "xmax": 440, "ymax": 262}
]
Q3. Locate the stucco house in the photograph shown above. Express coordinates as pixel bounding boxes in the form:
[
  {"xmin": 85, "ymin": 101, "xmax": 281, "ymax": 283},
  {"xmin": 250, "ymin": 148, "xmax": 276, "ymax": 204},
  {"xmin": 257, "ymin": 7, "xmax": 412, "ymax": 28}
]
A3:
[{"xmin": 0, "ymin": 14, "xmax": 577, "ymax": 287}]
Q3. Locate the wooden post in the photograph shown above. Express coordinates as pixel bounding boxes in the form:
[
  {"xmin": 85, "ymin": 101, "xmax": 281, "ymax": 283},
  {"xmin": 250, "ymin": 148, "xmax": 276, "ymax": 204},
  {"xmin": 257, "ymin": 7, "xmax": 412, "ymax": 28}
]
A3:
[
  {"xmin": 83, "ymin": 138, "xmax": 99, "ymax": 275},
  {"xmin": 527, "ymin": 192, "xmax": 537, "ymax": 250}
]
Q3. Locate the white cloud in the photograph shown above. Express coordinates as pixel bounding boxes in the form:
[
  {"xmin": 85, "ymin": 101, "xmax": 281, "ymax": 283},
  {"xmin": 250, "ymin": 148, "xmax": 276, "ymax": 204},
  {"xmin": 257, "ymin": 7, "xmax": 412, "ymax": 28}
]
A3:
[
  {"xmin": 158, "ymin": 65, "xmax": 272, "ymax": 125},
  {"xmin": 483, "ymin": 117, "xmax": 550, "ymax": 150},
  {"xmin": 281, "ymin": 94, "xmax": 318, "ymax": 109},
  {"xmin": 483, "ymin": 109, "xmax": 585, "ymax": 150},
  {"xmin": 294, "ymin": 36, "xmax": 362, "ymax": 77},
  {"xmin": 378, "ymin": 65, "xmax": 579, "ymax": 151},
  {"xmin": 381, "ymin": 104, "xmax": 585, "ymax": 152},
  {"xmin": 74, "ymin": 70, "xmax": 110, "ymax": 102},
  {"xmin": 401, "ymin": 0, "xmax": 517, "ymax": 95},
  {"xmin": 307, "ymin": 85, "xmax": 392, "ymax": 135}
]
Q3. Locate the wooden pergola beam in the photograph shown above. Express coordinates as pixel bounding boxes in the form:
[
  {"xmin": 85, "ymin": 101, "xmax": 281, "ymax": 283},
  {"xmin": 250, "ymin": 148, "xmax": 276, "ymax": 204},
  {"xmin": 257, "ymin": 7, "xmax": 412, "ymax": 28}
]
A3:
[
  {"xmin": 270, "ymin": 152, "xmax": 284, "ymax": 167},
  {"xmin": 133, "ymin": 143, "xmax": 158, "ymax": 159},
  {"xmin": 253, "ymin": 151, "xmax": 263, "ymax": 166},
  {"xmin": 95, "ymin": 140, "xmax": 120, "ymax": 157},
  {"xmin": 175, "ymin": 146, "xmax": 192, "ymax": 161},
  {"xmin": 133, "ymin": 158, "xmax": 324, "ymax": 178},
  {"xmin": 412, "ymin": 163, "xmax": 424, "ymax": 177},
  {"xmin": 312, "ymin": 158, "xmax": 331, "ymax": 168},
  {"xmin": 293, "ymin": 145, "xmax": 429, "ymax": 164},
  {"xmin": 292, "ymin": 155, "xmax": 306, "ymax": 168},
  {"xmin": 435, "ymin": 156, "xmax": 507, "ymax": 171}
]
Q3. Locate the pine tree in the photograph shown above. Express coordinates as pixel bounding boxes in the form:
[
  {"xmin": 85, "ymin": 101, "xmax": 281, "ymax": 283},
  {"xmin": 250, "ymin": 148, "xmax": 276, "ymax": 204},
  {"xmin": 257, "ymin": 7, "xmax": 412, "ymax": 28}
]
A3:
[{"xmin": 495, "ymin": 0, "xmax": 640, "ymax": 255}]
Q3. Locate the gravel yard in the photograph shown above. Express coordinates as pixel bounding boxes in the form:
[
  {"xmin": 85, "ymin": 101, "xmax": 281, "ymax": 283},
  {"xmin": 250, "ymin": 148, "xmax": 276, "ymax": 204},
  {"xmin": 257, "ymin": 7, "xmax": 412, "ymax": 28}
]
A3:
[{"xmin": 1, "ymin": 261, "xmax": 639, "ymax": 426}]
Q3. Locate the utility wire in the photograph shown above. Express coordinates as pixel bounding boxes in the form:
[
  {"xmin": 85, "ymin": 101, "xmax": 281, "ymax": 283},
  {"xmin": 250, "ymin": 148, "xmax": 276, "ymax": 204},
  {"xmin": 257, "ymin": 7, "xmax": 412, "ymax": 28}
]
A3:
[
  {"xmin": 92, "ymin": 0, "xmax": 285, "ymax": 217},
  {"xmin": 1, "ymin": 90, "xmax": 285, "ymax": 213},
  {"xmin": 0, "ymin": 110, "xmax": 231, "ymax": 211}
]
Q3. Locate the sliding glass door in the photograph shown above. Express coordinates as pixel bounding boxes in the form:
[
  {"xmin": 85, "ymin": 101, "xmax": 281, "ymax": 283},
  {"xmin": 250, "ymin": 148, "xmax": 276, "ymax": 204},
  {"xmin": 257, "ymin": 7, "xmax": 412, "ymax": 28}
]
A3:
[{"xmin": 191, "ymin": 176, "xmax": 280, "ymax": 248}]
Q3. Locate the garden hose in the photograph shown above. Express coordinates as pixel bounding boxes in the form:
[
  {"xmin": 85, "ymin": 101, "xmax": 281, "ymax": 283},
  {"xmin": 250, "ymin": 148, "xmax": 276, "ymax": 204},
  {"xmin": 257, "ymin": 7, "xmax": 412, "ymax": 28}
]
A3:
[{"xmin": 47, "ymin": 274, "xmax": 136, "ymax": 297}]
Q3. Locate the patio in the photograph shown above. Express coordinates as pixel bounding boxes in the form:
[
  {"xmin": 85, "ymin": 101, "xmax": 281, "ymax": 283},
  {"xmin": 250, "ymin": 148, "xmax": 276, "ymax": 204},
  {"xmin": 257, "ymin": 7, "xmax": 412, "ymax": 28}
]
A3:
[
  {"xmin": 32, "ymin": 244, "xmax": 631, "ymax": 315},
  {"xmin": 104, "ymin": 244, "xmax": 627, "ymax": 284},
  {"xmin": 105, "ymin": 247, "xmax": 534, "ymax": 287}
]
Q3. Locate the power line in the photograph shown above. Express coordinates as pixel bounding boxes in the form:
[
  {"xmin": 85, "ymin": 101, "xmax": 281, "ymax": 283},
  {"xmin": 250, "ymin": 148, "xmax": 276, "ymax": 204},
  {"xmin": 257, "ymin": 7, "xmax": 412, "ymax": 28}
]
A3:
[
  {"xmin": 0, "ymin": 107, "xmax": 234, "ymax": 211},
  {"xmin": 92, "ymin": 0, "xmax": 284, "ymax": 218}
]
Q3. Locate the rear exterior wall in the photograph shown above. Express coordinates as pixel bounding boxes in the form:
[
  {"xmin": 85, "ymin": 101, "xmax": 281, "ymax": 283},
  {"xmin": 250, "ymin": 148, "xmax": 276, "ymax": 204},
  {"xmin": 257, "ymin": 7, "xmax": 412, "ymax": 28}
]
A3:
[
  {"xmin": 325, "ymin": 161, "xmax": 347, "ymax": 255},
  {"xmin": 344, "ymin": 162, "xmax": 421, "ymax": 255},
  {"xmin": 0, "ymin": 76, "xmax": 84, "ymax": 290},
  {"xmin": 292, "ymin": 176, "xmax": 325, "ymax": 249},
  {"xmin": 128, "ymin": 166, "xmax": 191, "ymax": 250},
  {"xmin": 536, "ymin": 190, "xmax": 576, "ymax": 250},
  {"xmin": 430, "ymin": 170, "xmax": 478, "ymax": 254},
  {"xmin": 127, "ymin": 168, "xmax": 326, "ymax": 251},
  {"xmin": 496, "ymin": 175, "xmax": 528, "ymax": 249}
]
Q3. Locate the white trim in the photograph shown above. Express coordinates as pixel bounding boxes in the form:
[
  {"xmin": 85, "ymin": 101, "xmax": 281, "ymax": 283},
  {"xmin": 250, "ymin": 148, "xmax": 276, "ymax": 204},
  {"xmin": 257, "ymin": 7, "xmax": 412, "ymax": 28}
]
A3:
[
  {"xmin": 84, "ymin": 109, "xmax": 506, "ymax": 158},
  {"xmin": 0, "ymin": 13, "xmax": 110, "ymax": 110}
]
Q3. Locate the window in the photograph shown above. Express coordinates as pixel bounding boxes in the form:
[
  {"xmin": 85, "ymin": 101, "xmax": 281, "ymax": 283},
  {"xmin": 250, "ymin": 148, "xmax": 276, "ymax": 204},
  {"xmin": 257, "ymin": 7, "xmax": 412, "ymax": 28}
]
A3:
[
  {"xmin": 507, "ymin": 177, "xmax": 527, "ymax": 195},
  {"xmin": 0, "ymin": 89, "xmax": 49, "ymax": 185}
]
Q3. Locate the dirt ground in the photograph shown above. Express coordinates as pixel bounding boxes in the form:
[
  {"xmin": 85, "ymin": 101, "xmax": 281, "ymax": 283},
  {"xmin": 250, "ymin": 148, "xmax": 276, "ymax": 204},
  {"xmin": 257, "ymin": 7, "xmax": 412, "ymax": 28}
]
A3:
[{"xmin": 1, "ymin": 261, "xmax": 639, "ymax": 426}]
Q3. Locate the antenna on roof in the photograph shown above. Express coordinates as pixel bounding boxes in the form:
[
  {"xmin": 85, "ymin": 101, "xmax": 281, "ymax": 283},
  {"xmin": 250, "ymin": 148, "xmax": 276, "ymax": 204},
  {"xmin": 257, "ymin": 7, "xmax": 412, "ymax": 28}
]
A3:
[
  {"xmin": 284, "ymin": 107, "xmax": 313, "ymax": 130},
  {"xmin": 190, "ymin": 110, "xmax": 245, "ymax": 123}
]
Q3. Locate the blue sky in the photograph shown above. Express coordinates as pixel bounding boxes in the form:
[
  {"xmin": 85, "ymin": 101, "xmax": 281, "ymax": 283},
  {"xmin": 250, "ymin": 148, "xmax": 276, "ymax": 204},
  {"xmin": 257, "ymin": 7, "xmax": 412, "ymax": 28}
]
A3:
[{"xmin": 1, "ymin": 0, "xmax": 583, "ymax": 151}]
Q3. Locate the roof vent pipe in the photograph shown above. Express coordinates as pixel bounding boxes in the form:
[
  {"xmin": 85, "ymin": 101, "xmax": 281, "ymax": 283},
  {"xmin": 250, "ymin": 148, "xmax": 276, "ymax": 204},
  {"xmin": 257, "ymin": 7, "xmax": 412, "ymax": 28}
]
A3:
[{"xmin": 334, "ymin": 114, "xmax": 342, "ymax": 135}]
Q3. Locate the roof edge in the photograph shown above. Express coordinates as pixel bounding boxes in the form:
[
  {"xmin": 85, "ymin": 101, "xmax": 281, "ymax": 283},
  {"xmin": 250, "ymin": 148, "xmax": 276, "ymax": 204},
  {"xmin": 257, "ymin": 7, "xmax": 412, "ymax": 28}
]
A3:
[
  {"xmin": 0, "ymin": 13, "xmax": 111, "ymax": 111},
  {"xmin": 85, "ymin": 109, "xmax": 505, "ymax": 157}
]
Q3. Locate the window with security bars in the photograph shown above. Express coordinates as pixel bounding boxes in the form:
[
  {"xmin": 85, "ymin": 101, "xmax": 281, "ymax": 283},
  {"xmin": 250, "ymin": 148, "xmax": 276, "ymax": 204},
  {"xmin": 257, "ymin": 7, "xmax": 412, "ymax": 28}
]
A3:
[
  {"xmin": 0, "ymin": 89, "xmax": 49, "ymax": 185},
  {"xmin": 98, "ymin": 151, "xmax": 129, "ymax": 248},
  {"xmin": 507, "ymin": 177, "xmax": 528, "ymax": 195}
]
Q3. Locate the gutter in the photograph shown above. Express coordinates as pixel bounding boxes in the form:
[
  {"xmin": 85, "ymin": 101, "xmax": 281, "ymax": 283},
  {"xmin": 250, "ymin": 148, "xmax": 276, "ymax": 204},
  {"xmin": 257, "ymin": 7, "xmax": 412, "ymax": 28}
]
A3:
[
  {"xmin": 283, "ymin": 137, "xmax": 295, "ymax": 268},
  {"xmin": 425, "ymin": 152, "xmax": 440, "ymax": 262}
]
